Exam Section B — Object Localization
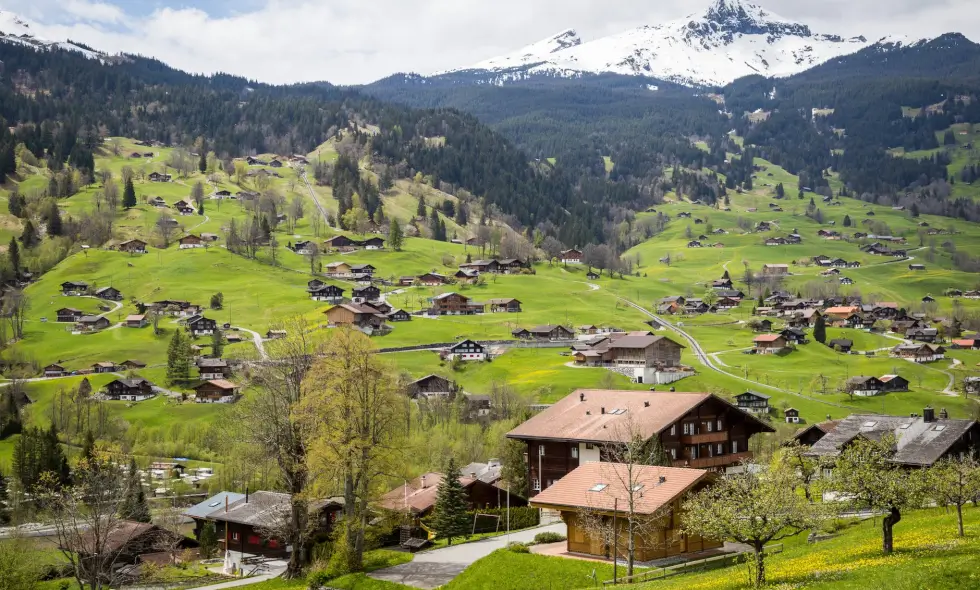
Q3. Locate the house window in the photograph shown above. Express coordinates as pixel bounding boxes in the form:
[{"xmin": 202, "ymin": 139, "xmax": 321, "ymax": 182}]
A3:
[
  {"xmin": 706, "ymin": 421, "xmax": 713, "ymax": 432},
  {"xmin": 682, "ymin": 423, "xmax": 692, "ymax": 435},
  {"xmin": 571, "ymin": 446, "xmax": 579, "ymax": 459},
  {"xmin": 716, "ymin": 419, "xmax": 723, "ymax": 431},
  {"xmin": 731, "ymin": 440, "xmax": 739, "ymax": 454},
  {"xmin": 532, "ymin": 479, "xmax": 541, "ymax": 491},
  {"xmin": 231, "ymin": 532, "xmax": 240, "ymax": 542},
  {"xmin": 670, "ymin": 424, "xmax": 677, "ymax": 436},
  {"xmin": 669, "ymin": 448, "xmax": 677, "ymax": 460},
  {"xmin": 716, "ymin": 443, "xmax": 724, "ymax": 455},
  {"xmin": 585, "ymin": 443, "xmax": 595, "ymax": 450}
]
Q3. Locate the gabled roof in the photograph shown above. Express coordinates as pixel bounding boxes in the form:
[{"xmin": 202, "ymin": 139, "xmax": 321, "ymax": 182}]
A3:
[
  {"xmin": 379, "ymin": 473, "xmax": 479, "ymax": 514},
  {"xmin": 530, "ymin": 463, "xmax": 711, "ymax": 515},
  {"xmin": 753, "ymin": 334, "xmax": 784, "ymax": 343},
  {"xmin": 184, "ymin": 492, "xmax": 246, "ymax": 519},
  {"xmin": 507, "ymin": 390, "xmax": 773, "ymax": 444},
  {"xmin": 196, "ymin": 379, "xmax": 239, "ymax": 391}
]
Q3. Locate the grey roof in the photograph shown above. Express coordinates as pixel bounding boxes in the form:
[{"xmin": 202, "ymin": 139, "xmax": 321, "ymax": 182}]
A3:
[
  {"xmin": 807, "ymin": 414, "xmax": 978, "ymax": 466},
  {"xmin": 608, "ymin": 335, "xmax": 681, "ymax": 350},
  {"xmin": 203, "ymin": 491, "xmax": 343, "ymax": 526},
  {"xmin": 737, "ymin": 390, "xmax": 771, "ymax": 400},
  {"xmin": 197, "ymin": 358, "xmax": 228, "ymax": 368},
  {"xmin": 460, "ymin": 461, "xmax": 502, "ymax": 485},
  {"xmin": 184, "ymin": 492, "xmax": 245, "ymax": 519}
]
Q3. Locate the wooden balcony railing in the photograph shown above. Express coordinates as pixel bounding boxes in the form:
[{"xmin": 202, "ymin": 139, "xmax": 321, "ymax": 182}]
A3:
[
  {"xmin": 680, "ymin": 431, "xmax": 729, "ymax": 444},
  {"xmin": 673, "ymin": 451, "xmax": 753, "ymax": 470}
]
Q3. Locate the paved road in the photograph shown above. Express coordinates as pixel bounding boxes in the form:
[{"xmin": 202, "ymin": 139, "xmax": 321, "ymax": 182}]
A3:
[
  {"xmin": 369, "ymin": 522, "xmax": 566, "ymax": 589},
  {"xmin": 235, "ymin": 326, "xmax": 269, "ymax": 360}
]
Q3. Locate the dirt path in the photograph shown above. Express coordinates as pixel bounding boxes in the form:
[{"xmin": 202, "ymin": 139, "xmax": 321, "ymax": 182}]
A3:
[{"xmin": 235, "ymin": 326, "xmax": 269, "ymax": 360}]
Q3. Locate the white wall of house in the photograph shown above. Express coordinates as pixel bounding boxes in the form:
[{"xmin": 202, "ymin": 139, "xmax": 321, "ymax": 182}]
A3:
[{"xmin": 578, "ymin": 443, "xmax": 601, "ymax": 464}]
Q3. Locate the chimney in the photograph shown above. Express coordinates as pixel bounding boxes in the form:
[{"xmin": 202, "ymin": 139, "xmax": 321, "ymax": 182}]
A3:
[
  {"xmin": 601, "ymin": 407, "xmax": 606, "ymax": 414},
  {"xmin": 580, "ymin": 392, "xmax": 585, "ymax": 402},
  {"xmin": 225, "ymin": 495, "xmax": 229, "ymax": 513},
  {"xmin": 586, "ymin": 410, "xmax": 591, "ymax": 415},
  {"xmin": 923, "ymin": 407, "xmax": 935, "ymax": 423},
  {"xmin": 421, "ymin": 474, "xmax": 427, "ymax": 488},
  {"xmin": 644, "ymin": 401, "xmax": 650, "ymax": 408},
  {"xmin": 939, "ymin": 408, "xmax": 948, "ymax": 420},
  {"xmin": 658, "ymin": 476, "xmax": 666, "ymax": 485}
]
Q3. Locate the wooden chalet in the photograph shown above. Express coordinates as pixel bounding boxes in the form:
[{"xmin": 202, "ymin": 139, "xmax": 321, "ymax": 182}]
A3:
[
  {"xmin": 61, "ymin": 281, "xmax": 89, "ymax": 295},
  {"xmin": 560, "ymin": 249, "xmax": 583, "ymax": 264},
  {"xmin": 407, "ymin": 374, "xmax": 458, "ymax": 399},
  {"xmin": 784, "ymin": 408, "xmax": 801, "ymax": 424},
  {"xmin": 351, "ymin": 285, "xmax": 381, "ymax": 302},
  {"xmin": 56, "ymin": 307, "xmax": 84, "ymax": 322},
  {"xmin": 118, "ymin": 239, "xmax": 148, "ymax": 254},
  {"xmin": 454, "ymin": 269, "xmax": 479, "ymax": 284},
  {"xmin": 76, "ymin": 315, "xmax": 111, "ymax": 332},
  {"xmin": 761, "ymin": 264, "xmax": 788, "ymax": 275},
  {"xmin": 197, "ymin": 358, "xmax": 232, "ymax": 380},
  {"xmin": 324, "ymin": 303, "xmax": 387, "ymax": 331},
  {"xmin": 380, "ymin": 472, "xmax": 526, "ymax": 518},
  {"xmin": 185, "ymin": 315, "xmax": 217, "ymax": 337},
  {"xmin": 828, "ymin": 338, "xmax": 853, "ymax": 353},
  {"xmin": 148, "ymin": 172, "xmax": 172, "ymax": 182},
  {"xmin": 792, "ymin": 420, "xmax": 840, "ymax": 447},
  {"xmin": 95, "ymin": 286, "xmax": 122, "ymax": 301},
  {"xmin": 105, "ymin": 378, "xmax": 155, "ymax": 401},
  {"xmin": 194, "ymin": 380, "xmax": 241, "ymax": 403},
  {"xmin": 445, "ymin": 339, "xmax": 487, "ymax": 361},
  {"xmin": 880, "ymin": 374, "xmax": 910, "ymax": 392},
  {"xmin": 43, "ymin": 363, "xmax": 67, "ymax": 377},
  {"xmin": 507, "ymin": 390, "xmax": 774, "ymax": 496},
  {"xmin": 120, "ymin": 360, "xmax": 146, "ymax": 369},
  {"xmin": 753, "ymin": 334, "xmax": 788, "ymax": 354},
  {"xmin": 845, "ymin": 376, "xmax": 884, "ymax": 397},
  {"xmin": 322, "ymin": 235, "xmax": 359, "ymax": 251},
  {"xmin": 459, "ymin": 259, "xmax": 500, "ymax": 274},
  {"xmin": 734, "ymin": 391, "xmax": 770, "ymax": 415},
  {"xmin": 527, "ymin": 324, "xmax": 574, "ymax": 340},
  {"xmin": 74, "ymin": 520, "xmax": 194, "ymax": 567},
  {"xmin": 386, "ymin": 308, "xmax": 411, "ymax": 322},
  {"xmin": 891, "ymin": 343, "xmax": 946, "ymax": 363},
  {"xmin": 430, "ymin": 292, "xmax": 485, "ymax": 315},
  {"xmin": 417, "ymin": 273, "xmax": 450, "ymax": 287},
  {"xmin": 179, "ymin": 234, "xmax": 205, "ymax": 249},
  {"xmin": 308, "ymin": 282, "xmax": 344, "ymax": 303},
  {"xmin": 91, "ymin": 361, "xmax": 116, "ymax": 373}
]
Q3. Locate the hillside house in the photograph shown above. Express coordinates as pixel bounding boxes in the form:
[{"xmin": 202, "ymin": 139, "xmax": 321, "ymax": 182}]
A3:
[
  {"xmin": 380, "ymin": 472, "xmax": 525, "ymax": 518},
  {"xmin": 880, "ymin": 374, "xmax": 910, "ymax": 392},
  {"xmin": 105, "ymin": 378, "xmax": 155, "ymax": 401},
  {"xmin": 846, "ymin": 376, "xmax": 884, "ymax": 397},
  {"xmin": 179, "ymin": 234, "xmax": 205, "ymax": 249},
  {"xmin": 197, "ymin": 358, "xmax": 231, "ymax": 380},
  {"xmin": 586, "ymin": 270, "xmax": 600, "ymax": 280},
  {"xmin": 807, "ymin": 410, "xmax": 980, "ymax": 468},
  {"xmin": 308, "ymin": 283, "xmax": 344, "ymax": 303},
  {"xmin": 687, "ymin": 240, "xmax": 703, "ymax": 248},
  {"xmin": 185, "ymin": 315, "xmax": 217, "ymax": 337},
  {"xmin": 716, "ymin": 297, "xmax": 740, "ymax": 310},
  {"xmin": 906, "ymin": 327, "xmax": 939, "ymax": 343},
  {"xmin": 511, "ymin": 328, "xmax": 532, "ymax": 340},
  {"xmin": 95, "ymin": 286, "xmax": 122, "ymax": 301},
  {"xmin": 560, "ymin": 249, "xmax": 583, "ymax": 264},
  {"xmin": 417, "ymin": 273, "xmax": 450, "ymax": 287},
  {"xmin": 430, "ymin": 292, "xmax": 485, "ymax": 315},
  {"xmin": 779, "ymin": 328, "xmax": 807, "ymax": 345},
  {"xmin": 784, "ymin": 408, "xmax": 801, "ymax": 424},
  {"xmin": 965, "ymin": 377, "xmax": 980, "ymax": 395},
  {"xmin": 351, "ymin": 285, "xmax": 381, "ymax": 303},
  {"xmin": 951, "ymin": 338, "xmax": 980, "ymax": 350},
  {"xmin": 507, "ymin": 390, "xmax": 774, "ymax": 495},
  {"xmin": 828, "ymin": 338, "xmax": 853, "ymax": 353},
  {"xmin": 323, "ymin": 235, "xmax": 359, "ymax": 251},
  {"xmin": 734, "ymin": 391, "xmax": 770, "ymax": 415},
  {"xmin": 459, "ymin": 259, "xmax": 500, "ymax": 274},
  {"xmin": 61, "ymin": 281, "xmax": 89, "ymax": 295},
  {"xmin": 76, "ymin": 315, "xmax": 110, "ymax": 332},
  {"xmin": 194, "ymin": 380, "xmax": 241, "ymax": 403},
  {"xmin": 56, "ymin": 308, "xmax": 84, "ymax": 322},
  {"xmin": 148, "ymin": 172, "xmax": 172, "ymax": 182},
  {"xmin": 455, "ymin": 269, "xmax": 479, "ymax": 284},
  {"xmin": 119, "ymin": 239, "xmax": 148, "ymax": 254},
  {"xmin": 497, "ymin": 258, "xmax": 526, "ymax": 273},
  {"xmin": 358, "ymin": 236, "xmax": 384, "ymax": 250},
  {"xmin": 43, "ymin": 363, "xmax": 67, "ymax": 377},
  {"xmin": 572, "ymin": 333, "xmax": 687, "ymax": 384},
  {"xmin": 792, "ymin": 420, "xmax": 840, "ymax": 447},
  {"xmin": 445, "ymin": 339, "xmax": 487, "ymax": 361},
  {"xmin": 716, "ymin": 289, "xmax": 745, "ymax": 300},
  {"xmin": 525, "ymin": 324, "xmax": 573, "ymax": 340},
  {"xmin": 530, "ymin": 463, "xmax": 720, "ymax": 561},
  {"xmin": 350, "ymin": 264, "xmax": 376, "ymax": 278},
  {"xmin": 324, "ymin": 262, "xmax": 353, "ymax": 277},
  {"xmin": 753, "ymin": 334, "xmax": 788, "ymax": 354},
  {"xmin": 386, "ymin": 308, "xmax": 411, "ymax": 322},
  {"xmin": 148, "ymin": 196, "xmax": 167, "ymax": 207},
  {"xmin": 323, "ymin": 304, "xmax": 387, "ymax": 331},
  {"xmin": 762, "ymin": 264, "xmax": 788, "ymax": 276},
  {"xmin": 407, "ymin": 374, "xmax": 458, "ymax": 399},
  {"xmin": 91, "ymin": 361, "xmax": 116, "ymax": 374},
  {"xmin": 488, "ymin": 298, "xmax": 522, "ymax": 313},
  {"xmin": 891, "ymin": 343, "xmax": 946, "ymax": 363}
]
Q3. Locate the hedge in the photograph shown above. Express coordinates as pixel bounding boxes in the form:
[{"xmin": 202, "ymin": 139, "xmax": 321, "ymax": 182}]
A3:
[{"xmin": 423, "ymin": 507, "xmax": 540, "ymax": 534}]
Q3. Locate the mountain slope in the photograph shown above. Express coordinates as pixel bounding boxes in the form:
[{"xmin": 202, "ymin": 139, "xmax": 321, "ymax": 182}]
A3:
[
  {"xmin": 442, "ymin": 0, "xmax": 880, "ymax": 87},
  {"xmin": 0, "ymin": 11, "xmax": 106, "ymax": 59}
]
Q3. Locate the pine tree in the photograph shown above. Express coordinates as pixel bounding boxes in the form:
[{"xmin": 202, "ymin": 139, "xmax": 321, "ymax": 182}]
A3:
[
  {"xmin": 843, "ymin": 215, "xmax": 852, "ymax": 227},
  {"xmin": 199, "ymin": 143, "xmax": 208, "ymax": 174},
  {"xmin": 20, "ymin": 220, "xmax": 38, "ymax": 249},
  {"xmin": 46, "ymin": 201, "xmax": 62, "ymax": 237},
  {"xmin": 198, "ymin": 200, "xmax": 205, "ymax": 215},
  {"xmin": 432, "ymin": 458, "xmax": 470, "ymax": 546},
  {"xmin": 775, "ymin": 183, "xmax": 784, "ymax": 198},
  {"xmin": 438, "ymin": 219, "xmax": 447, "ymax": 242},
  {"xmin": 8, "ymin": 237, "xmax": 19, "ymax": 274},
  {"xmin": 416, "ymin": 195, "xmax": 426, "ymax": 218},
  {"xmin": 389, "ymin": 218, "xmax": 404, "ymax": 251},
  {"xmin": 910, "ymin": 203, "xmax": 920, "ymax": 218},
  {"xmin": 0, "ymin": 468, "xmax": 9, "ymax": 525},
  {"xmin": 813, "ymin": 314, "xmax": 827, "ymax": 344},
  {"xmin": 199, "ymin": 521, "xmax": 219, "ymax": 558},
  {"xmin": 81, "ymin": 430, "xmax": 96, "ymax": 462},
  {"xmin": 211, "ymin": 328, "xmax": 224, "ymax": 358},
  {"xmin": 167, "ymin": 329, "xmax": 190, "ymax": 385},
  {"xmin": 120, "ymin": 458, "xmax": 151, "ymax": 523},
  {"xmin": 7, "ymin": 191, "xmax": 22, "ymax": 217},
  {"xmin": 123, "ymin": 178, "xmax": 137, "ymax": 208}
]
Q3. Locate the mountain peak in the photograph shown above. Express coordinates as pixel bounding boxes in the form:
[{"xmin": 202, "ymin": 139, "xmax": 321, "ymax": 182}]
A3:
[
  {"xmin": 545, "ymin": 29, "xmax": 582, "ymax": 53},
  {"xmin": 0, "ymin": 11, "xmax": 33, "ymax": 36},
  {"xmin": 692, "ymin": 0, "xmax": 810, "ymax": 41}
]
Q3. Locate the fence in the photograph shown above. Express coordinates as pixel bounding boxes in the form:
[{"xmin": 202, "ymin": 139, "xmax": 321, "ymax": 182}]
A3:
[{"xmin": 600, "ymin": 544, "xmax": 783, "ymax": 586}]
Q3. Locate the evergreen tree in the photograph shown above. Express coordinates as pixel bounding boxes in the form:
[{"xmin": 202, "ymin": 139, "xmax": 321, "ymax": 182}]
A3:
[
  {"xmin": 843, "ymin": 215, "xmax": 852, "ymax": 227},
  {"xmin": 199, "ymin": 521, "xmax": 219, "ymax": 558},
  {"xmin": 8, "ymin": 237, "xmax": 19, "ymax": 274},
  {"xmin": 438, "ymin": 219, "xmax": 447, "ymax": 242},
  {"xmin": 260, "ymin": 216, "xmax": 271, "ymax": 240},
  {"xmin": 813, "ymin": 314, "xmax": 827, "ymax": 344},
  {"xmin": 46, "ymin": 201, "xmax": 62, "ymax": 237},
  {"xmin": 775, "ymin": 183, "xmax": 785, "ymax": 198},
  {"xmin": 416, "ymin": 195, "xmax": 426, "ymax": 218},
  {"xmin": 199, "ymin": 142, "xmax": 208, "ymax": 173},
  {"xmin": 81, "ymin": 430, "xmax": 96, "ymax": 462},
  {"xmin": 19, "ymin": 220, "xmax": 39, "ymax": 249},
  {"xmin": 389, "ymin": 218, "xmax": 404, "ymax": 251},
  {"xmin": 7, "ymin": 191, "xmax": 22, "ymax": 217},
  {"xmin": 78, "ymin": 377, "xmax": 92, "ymax": 397},
  {"xmin": 198, "ymin": 200, "xmax": 205, "ymax": 215},
  {"xmin": 0, "ymin": 468, "xmax": 9, "ymax": 525},
  {"xmin": 120, "ymin": 457, "xmax": 151, "ymax": 522},
  {"xmin": 211, "ymin": 328, "xmax": 224, "ymax": 358},
  {"xmin": 123, "ymin": 177, "xmax": 137, "ymax": 208},
  {"xmin": 166, "ymin": 329, "xmax": 191, "ymax": 384},
  {"xmin": 432, "ymin": 458, "xmax": 470, "ymax": 546},
  {"xmin": 910, "ymin": 203, "xmax": 920, "ymax": 217}
]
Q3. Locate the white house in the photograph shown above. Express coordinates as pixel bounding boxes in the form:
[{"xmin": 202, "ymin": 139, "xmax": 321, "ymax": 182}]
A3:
[
  {"xmin": 445, "ymin": 339, "xmax": 487, "ymax": 361},
  {"xmin": 560, "ymin": 249, "xmax": 583, "ymax": 264}
]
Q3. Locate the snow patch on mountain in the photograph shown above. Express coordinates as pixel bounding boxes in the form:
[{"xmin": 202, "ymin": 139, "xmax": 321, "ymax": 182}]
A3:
[
  {"xmin": 0, "ymin": 11, "xmax": 105, "ymax": 60},
  {"xmin": 444, "ymin": 0, "xmax": 920, "ymax": 87}
]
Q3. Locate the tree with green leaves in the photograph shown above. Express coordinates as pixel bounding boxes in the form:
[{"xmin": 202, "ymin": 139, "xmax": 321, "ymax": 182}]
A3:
[
  {"xmin": 416, "ymin": 194, "xmax": 426, "ymax": 218},
  {"xmin": 81, "ymin": 431, "xmax": 96, "ymax": 462},
  {"xmin": 927, "ymin": 456, "xmax": 980, "ymax": 538},
  {"xmin": 198, "ymin": 521, "xmax": 219, "ymax": 559},
  {"xmin": 389, "ymin": 218, "xmax": 404, "ymax": 251},
  {"xmin": 19, "ymin": 221, "xmax": 39, "ymax": 249},
  {"xmin": 122, "ymin": 178, "xmax": 136, "ymax": 209},
  {"xmin": 683, "ymin": 462, "xmax": 824, "ymax": 586},
  {"xmin": 432, "ymin": 458, "xmax": 470, "ymax": 546},
  {"xmin": 45, "ymin": 202, "xmax": 62, "ymax": 237},
  {"xmin": 0, "ymin": 467, "xmax": 11, "ymax": 525},
  {"xmin": 843, "ymin": 214, "xmax": 851, "ymax": 227},
  {"xmin": 831, "ymin": 435, "xmax": 924, "ymax": 554},
  {"xmin": 211, "ymin": 329, "xmax": 225, "ymax": 359},
  {"xmin": 813, "ymin": 314, "xmax": 826, "ymax": 344},
  {"xmin": 166, "ymin": 329, "xmax": 191, "ymax": 385}
]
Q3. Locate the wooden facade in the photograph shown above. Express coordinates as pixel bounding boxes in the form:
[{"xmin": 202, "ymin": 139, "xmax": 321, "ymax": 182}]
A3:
[{"xmin": 430, "ymin": 293, "xmax": 485, "ymax": 315}]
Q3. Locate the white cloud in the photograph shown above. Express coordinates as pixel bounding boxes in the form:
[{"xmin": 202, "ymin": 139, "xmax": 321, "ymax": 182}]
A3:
[{"xmin": 2, "ymin": 0, "xmax": 979, "ymax": 84}]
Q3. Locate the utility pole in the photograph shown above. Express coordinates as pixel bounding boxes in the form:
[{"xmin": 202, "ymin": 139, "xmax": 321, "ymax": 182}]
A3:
[{"xmin": 612, "ymin": 498, "xmax": 618, "ymax": 584}]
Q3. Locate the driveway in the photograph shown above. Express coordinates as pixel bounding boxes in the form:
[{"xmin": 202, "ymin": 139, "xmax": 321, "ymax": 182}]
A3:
[{"xmin": 369, "ymin": 522, "xmax": 566, "ymax": 589}]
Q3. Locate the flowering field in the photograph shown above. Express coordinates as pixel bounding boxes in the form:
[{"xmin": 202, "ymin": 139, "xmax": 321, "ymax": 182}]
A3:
[{"xmin": 644, "ymin": 507, "xmax": 980, "ymax": 589}]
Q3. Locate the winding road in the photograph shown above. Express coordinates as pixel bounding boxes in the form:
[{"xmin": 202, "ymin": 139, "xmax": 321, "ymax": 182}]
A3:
[{"xmin": 234, "ymin": 326, "xmax": 269, "ymax": 360}]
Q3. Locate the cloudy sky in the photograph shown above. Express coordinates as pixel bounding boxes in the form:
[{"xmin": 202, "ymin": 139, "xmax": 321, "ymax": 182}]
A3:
[{"xmin": 2, "ymin": 0, "xmax": 977, "ymax": 85}]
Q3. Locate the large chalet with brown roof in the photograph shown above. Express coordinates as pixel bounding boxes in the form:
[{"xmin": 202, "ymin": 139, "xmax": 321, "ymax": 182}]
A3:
[
  {"xmin": 507, "ymin": 389, "xmax": 774, "ymax": 496},
  {"xmin": 193, "ymin": 379, "xmax": 241, "ymax": 403},
  {"xmin": 429, "ymin": 292, "xmax": 485, "ymax": 315},
  {"xmin": 572, "ymin": 332, "xmax": 686, "ymax": 384},
  {"xmin": 324, "ymin": 303, "xmax": 387, "ymax": 331}
]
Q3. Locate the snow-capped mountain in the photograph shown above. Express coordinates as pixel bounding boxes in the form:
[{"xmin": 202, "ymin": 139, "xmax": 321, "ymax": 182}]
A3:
[
  {"xmin": 445, "ymin": 0, "xmax": 914, "ymax": 87},
  {"xmin": 0, "ymin": 11, "xmax": 105, "ymax": 59}
]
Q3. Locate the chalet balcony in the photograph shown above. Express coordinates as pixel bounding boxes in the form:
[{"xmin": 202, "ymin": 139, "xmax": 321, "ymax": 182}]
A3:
[
  {"xmin": 673, "ymin": 452, "xmax": 753, "ymax": 470},
  {"xmin": 680, "ymin": 431, "xmax": 730, "ymax": 444}
]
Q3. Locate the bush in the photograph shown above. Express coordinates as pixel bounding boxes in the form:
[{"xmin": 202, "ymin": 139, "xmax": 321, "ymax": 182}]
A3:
[
  {"xmin": 533, "ymin": 532, "xmax": 566, "ymax": 544},
  {"xmin": 506, "ymin": 542, "xmax": 530, "ymax": 553},
  {"xmin": 428, "ymin": 507, "xmax": 538, "ymax": 533}
]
